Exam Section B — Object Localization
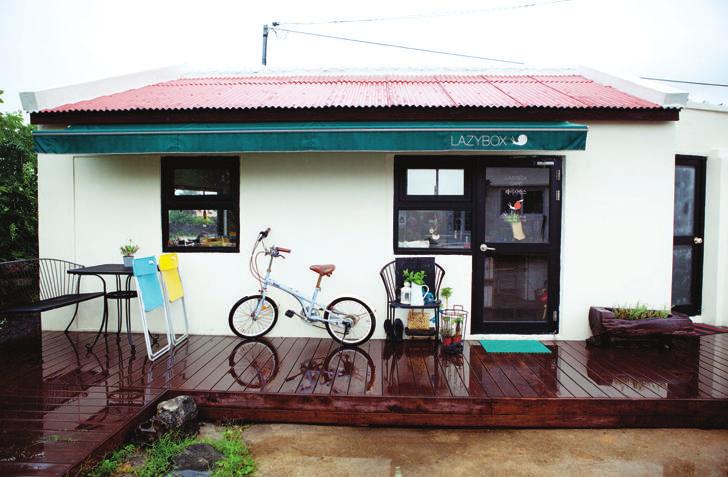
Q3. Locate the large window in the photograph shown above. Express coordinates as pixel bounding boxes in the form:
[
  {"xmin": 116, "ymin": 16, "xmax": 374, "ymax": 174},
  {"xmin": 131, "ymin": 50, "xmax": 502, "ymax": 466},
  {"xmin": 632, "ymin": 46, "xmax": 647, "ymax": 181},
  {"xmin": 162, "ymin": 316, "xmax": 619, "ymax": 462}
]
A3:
[
  {"xmin": 394, "ymin": 158, "xmax": 473, "ymax": 253},
  {"xmin": 162, "ymin": 157, "xmax": 240, "ymax": 252}
]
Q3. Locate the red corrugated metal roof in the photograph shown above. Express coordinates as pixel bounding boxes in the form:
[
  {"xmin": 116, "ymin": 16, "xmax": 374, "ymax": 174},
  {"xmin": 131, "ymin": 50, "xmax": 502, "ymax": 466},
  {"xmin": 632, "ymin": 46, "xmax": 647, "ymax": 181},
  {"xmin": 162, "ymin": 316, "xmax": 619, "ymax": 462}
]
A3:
[{"xmin": 45, "ymin": 74, "xmax": 662, "ymax": 112}]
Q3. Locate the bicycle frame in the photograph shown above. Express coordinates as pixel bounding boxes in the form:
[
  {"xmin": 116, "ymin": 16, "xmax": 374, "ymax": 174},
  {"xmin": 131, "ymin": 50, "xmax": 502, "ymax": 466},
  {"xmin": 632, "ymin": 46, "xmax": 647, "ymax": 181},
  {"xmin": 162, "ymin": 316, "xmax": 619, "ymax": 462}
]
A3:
[{"xmin": 252, "ymin": 253, "xmax": 353, "ymax": 327}]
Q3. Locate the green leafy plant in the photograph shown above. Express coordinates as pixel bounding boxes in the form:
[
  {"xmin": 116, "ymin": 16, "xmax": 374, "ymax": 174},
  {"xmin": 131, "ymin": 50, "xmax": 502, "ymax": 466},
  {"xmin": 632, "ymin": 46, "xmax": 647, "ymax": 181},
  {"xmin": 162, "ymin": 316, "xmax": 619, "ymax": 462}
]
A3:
[
  {"xmin": 208, "ymin": 426, "xmax": 256, "ymax": 476},
  {"xmin": 120, "ymin": 240, "xmax": 140, "ymax": 257},
  {"xmin": 440, "ymin": 287, "xmax": 453, "ymax": 308},
  {"xmin": 0, "ymin": 95, "xmax": 38, "ymax": 261},
  {"xmin": 501, "ymin": 211, "xmax": 521, "ymax": 224},
  {"xmin": 88, "ymin": 443, "xmax": 138, "ymax": 477},
  {"xmin": 402, "ymin": 269, "xmax": 426, "ymax": 286},
  {"xmin": 87, "ymin": 426, "xmax": 255, "ymax": 477},
  {"xmin": 612, "ymin": 302, "xmax": 670, "ymax": 321}
]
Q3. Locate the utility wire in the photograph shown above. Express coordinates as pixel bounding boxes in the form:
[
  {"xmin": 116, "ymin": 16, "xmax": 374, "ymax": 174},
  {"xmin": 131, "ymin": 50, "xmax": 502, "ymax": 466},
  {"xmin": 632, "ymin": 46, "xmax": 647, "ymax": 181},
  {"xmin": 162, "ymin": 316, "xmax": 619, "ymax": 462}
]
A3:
[
  {"xmin": 276, "ymin": 0, "xmax": 574, "ymax": 25},
  {"xmin": 271, "ymin": 27, "xmax": 525, "ymax": 64},
  {"xmin": 640, "ymin": 77, "xmax": 728, "ymax": 88},
  {"xmin": 269, "ymin": 27, "xmax": 724, "ymax": 86}
]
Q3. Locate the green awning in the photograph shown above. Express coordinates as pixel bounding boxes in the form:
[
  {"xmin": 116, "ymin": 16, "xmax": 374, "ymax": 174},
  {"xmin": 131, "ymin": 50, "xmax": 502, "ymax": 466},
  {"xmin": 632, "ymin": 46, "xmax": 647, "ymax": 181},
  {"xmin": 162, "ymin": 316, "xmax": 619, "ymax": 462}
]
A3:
[{"xmin": 34, "ymin": 121, "xmax": 587, "ymax": 154}]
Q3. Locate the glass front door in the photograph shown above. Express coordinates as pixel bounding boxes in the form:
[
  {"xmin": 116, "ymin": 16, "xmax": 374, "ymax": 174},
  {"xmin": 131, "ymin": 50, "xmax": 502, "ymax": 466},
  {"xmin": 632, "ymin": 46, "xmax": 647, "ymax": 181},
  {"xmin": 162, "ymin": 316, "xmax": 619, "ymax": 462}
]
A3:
[{"xmin": 472, "ymin": 158, "xmax": 561, "ymax": 334}]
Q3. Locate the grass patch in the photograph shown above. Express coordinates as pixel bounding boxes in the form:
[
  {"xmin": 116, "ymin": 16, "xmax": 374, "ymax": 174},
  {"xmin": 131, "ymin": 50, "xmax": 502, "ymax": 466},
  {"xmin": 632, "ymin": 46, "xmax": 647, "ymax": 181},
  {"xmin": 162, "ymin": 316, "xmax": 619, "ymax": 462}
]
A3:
[
  {"xmin": 88, "ymin": 444, "xmax": 138, "ymax": 477},
  {"xmin": 612, "ymin": 302, "xmax": 670, "ymax": 320},
  {"xmin": 86, "ymin": 426, "xmax": 255, "ymax": 477}
]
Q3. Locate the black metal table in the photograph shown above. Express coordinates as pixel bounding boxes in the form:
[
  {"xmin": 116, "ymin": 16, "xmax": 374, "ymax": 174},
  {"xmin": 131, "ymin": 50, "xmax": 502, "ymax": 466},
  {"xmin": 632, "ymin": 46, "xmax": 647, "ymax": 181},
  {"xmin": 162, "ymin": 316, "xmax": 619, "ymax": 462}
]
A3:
[{"xmin": 68, "ymin": 264, "xmax": 138, "ymax": 352}]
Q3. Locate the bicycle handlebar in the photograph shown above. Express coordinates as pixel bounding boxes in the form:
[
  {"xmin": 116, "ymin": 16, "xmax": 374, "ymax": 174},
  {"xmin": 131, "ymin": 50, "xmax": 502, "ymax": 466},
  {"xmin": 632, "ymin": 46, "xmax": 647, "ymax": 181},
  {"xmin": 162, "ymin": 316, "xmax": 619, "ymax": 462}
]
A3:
[
  {"xmin": 274, "ymin": 246, "xmax": 291, "ymax": 254},
  {"xmin": 259, "ymin": 227, "xmax": 271, "ymax": 239}
]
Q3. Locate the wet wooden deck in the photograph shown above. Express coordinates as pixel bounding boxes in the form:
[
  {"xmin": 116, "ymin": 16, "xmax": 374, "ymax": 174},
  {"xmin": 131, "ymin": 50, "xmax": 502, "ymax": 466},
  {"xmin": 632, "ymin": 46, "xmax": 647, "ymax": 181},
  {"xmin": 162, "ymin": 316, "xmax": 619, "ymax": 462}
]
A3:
[{"xmin": 1, "ymin": 331, "xmax": 727, "ymax": 475}]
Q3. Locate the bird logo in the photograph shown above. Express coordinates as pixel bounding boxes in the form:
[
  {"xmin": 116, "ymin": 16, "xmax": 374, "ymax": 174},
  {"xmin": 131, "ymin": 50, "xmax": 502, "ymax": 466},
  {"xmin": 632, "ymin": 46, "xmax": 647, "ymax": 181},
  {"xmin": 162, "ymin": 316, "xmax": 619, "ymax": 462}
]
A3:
[{"xmin": 512, "ymin": 134, "xmax": 528, "ymax": 146}]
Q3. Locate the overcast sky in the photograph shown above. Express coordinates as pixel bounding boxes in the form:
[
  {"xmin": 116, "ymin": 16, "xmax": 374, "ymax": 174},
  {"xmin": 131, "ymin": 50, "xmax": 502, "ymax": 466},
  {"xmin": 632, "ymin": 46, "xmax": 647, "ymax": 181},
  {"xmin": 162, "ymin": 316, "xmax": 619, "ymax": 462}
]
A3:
[{"xmin": 1, "ymin": 0, "xmax": 726, "ymax": 112}]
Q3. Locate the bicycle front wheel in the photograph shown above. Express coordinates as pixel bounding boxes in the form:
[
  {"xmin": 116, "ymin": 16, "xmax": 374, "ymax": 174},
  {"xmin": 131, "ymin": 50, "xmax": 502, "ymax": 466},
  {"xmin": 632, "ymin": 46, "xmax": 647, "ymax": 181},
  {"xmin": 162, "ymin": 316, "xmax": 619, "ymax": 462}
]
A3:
[
  {"xmin": 229, "ymin": 295, "xmax": 278, "ymax": 338},
  {"xmin": 324, "ymin": 297, "xmax": 376, "ymax": 346}
]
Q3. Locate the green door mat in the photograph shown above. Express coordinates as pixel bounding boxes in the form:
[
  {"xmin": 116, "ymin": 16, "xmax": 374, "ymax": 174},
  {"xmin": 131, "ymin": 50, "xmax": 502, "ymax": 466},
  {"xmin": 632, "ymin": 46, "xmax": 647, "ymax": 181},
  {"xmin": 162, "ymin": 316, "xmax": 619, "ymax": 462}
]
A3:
[{"xmin": 480, "ymin": 339, "xmax": 551, "ymax": 354}]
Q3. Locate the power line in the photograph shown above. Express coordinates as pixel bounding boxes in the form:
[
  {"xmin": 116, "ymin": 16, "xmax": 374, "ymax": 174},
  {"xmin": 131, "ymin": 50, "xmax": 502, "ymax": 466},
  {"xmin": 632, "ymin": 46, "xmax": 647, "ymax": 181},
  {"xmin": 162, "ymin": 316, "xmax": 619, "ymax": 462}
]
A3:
[
  {"xmin": 640, "ymin": 77, "xmax": 728, "ymax": 88},
  {"xmin": 269, "ymin": 26, "xmax": 725, "ymax": 89},
  {"xmin": 276, "ymin": 0, "xmax": 575, "ymax": 26},
  {"xmin": 271, "ymin": 27, "xmax": 525, "ymax": 65}
]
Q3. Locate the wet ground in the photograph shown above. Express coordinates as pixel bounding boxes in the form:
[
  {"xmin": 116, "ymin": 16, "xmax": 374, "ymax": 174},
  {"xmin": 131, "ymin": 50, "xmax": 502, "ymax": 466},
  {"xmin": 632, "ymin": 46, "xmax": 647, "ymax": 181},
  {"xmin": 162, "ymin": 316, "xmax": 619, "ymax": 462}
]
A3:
[{"xmin": 242, "ymin": 424, "xmax": 728, "ymax": 476}]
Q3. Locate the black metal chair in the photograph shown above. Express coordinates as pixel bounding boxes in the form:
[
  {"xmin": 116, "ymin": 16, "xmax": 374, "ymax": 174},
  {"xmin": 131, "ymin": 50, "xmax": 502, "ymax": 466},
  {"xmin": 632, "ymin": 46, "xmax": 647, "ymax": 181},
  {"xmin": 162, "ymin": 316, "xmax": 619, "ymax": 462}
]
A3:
[
  {"xmin": 380, "ymin": 257, "xmax": 445, "ymax": 339},
  {"xmin": 0, "ymin": 258, "xmax": 107, "ymax": 333}
]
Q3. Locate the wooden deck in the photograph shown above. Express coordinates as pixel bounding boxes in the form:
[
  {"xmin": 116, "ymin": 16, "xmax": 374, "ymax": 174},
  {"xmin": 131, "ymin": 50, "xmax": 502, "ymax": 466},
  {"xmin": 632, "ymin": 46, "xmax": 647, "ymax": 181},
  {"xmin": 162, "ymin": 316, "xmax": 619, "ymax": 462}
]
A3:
[{"xmin": 1, "ymin": 331, "xmax": 727, "ymax": 475}]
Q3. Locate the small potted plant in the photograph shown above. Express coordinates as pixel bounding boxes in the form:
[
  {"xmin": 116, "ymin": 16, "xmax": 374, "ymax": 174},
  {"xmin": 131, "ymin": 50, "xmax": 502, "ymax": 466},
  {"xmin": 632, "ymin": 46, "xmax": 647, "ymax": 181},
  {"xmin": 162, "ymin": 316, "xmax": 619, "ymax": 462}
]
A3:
[
  {"xmin": 402, "ymin": 269, "xmax": 428, "ymax": 306},
  {"xmin": 501, "ymin": 198, "xmax": 526, "ymax": 240},
  {"xmin": 440, "ymin": 287, "xmax": 453, "ymax": 308},
  {"xmin": 439, "ymin": 305, "xmax": 467, "ymax": 354},
  {"xmin": 502, "ymin": 210, "xmax": 526, "ymax": 241},
  {"xmin": 120, "ymin": 240, "xmax": 140, "ymax": 268},
  {"xmin": 588, "ymin": 302, "xmax": 693, "ymax": 347}
]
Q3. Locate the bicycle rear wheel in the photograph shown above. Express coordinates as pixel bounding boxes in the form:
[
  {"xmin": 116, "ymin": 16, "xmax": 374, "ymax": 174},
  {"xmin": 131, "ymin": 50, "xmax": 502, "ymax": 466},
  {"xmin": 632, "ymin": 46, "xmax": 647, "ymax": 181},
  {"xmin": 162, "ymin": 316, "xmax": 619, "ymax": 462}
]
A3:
[{"xmin": 324, "ymin": 297, "xmax": 376, "ymax": 346}]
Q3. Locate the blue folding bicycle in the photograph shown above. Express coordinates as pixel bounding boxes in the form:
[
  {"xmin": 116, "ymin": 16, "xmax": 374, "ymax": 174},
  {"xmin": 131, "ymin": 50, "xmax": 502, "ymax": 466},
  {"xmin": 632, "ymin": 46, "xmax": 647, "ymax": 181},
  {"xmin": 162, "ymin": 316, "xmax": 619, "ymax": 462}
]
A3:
[{"xmin": 228, "ymin": 228, "xmax": 376, "ymax": 346}]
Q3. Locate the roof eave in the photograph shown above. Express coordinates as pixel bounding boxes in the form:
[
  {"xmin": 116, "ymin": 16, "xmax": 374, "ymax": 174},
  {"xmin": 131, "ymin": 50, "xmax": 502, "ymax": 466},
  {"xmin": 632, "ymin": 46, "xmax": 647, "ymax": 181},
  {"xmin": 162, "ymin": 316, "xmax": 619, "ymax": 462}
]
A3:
[{"xmin": 29, "ymin": 105, "xmax": 680, "ymax": 126}]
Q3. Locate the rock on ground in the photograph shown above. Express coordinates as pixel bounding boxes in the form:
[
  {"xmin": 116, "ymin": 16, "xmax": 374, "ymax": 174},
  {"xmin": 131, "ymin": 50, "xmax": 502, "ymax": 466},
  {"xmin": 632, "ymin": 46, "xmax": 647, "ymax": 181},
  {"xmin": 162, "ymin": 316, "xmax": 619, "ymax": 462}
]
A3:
[
  {"xmin": 156, "ymin": 395, "xmax": 198, "ymax": 432},
  {"xmin": 171, "ymin": 443, "xmax": 223, "ymax": 471}
]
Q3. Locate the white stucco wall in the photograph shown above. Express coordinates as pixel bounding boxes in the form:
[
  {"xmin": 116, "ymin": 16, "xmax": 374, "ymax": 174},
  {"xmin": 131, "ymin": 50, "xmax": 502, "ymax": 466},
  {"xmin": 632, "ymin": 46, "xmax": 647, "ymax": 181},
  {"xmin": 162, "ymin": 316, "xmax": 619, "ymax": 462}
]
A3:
[
  {"xmin": 38, "ymin": 121, "xmax": 683, "ymax": 340},
  {"xmin": 675, "ymin": 107, "xmax": 728, "ymax": 326}
]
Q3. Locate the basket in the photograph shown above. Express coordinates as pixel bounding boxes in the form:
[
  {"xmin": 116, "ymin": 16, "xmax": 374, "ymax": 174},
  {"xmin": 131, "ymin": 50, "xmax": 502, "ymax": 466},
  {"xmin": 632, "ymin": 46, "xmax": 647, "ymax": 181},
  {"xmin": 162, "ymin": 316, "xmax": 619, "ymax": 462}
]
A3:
[
  {"xmin": 407, "ymin": 309, "xmax": 430, "ymax": 331},
  {"xmin": 439, "ymin": 305, "xmax": 468, "ymax": 354}
]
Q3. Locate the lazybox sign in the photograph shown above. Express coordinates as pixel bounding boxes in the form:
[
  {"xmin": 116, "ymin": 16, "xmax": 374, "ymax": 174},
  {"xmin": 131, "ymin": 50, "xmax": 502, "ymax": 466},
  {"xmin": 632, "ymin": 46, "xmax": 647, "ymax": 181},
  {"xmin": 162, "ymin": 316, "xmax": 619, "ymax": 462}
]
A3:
[
  {"xmin": 34, "ymin": 122, "xmax": 587, "ymax": 154},
  {"xmin": 450, "ymin": 133, "xmax": 530, "ymax": 149}
]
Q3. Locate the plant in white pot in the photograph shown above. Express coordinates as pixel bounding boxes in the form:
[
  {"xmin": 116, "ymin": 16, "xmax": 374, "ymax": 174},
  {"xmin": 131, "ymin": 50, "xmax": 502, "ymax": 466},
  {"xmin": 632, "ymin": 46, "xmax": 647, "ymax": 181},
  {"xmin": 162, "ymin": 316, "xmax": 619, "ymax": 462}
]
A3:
[
  {"xmin": 502, "ymin": 210, "xmax": 526, "ymax": 241},
  {"xmin": 120, "ymin": 240, "xmax": 140, "ymax": 267}
]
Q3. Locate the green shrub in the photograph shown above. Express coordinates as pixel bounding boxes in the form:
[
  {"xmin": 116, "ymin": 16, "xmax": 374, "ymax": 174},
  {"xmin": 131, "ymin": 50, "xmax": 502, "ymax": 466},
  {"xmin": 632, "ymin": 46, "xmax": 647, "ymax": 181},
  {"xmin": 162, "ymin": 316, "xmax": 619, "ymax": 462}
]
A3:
[
  {"xmin": 612, "ymin": 303, "xmax": 670, "ymax": 320},
  {"xmin": 86, "ymin": 426, "xmax": 254, "ymax": 477}
]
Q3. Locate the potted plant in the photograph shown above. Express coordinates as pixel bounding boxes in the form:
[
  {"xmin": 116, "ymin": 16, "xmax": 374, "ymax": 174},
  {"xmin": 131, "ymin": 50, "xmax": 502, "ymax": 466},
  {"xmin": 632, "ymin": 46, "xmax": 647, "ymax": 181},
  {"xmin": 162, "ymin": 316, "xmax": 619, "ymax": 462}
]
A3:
[
  {"xmin": 439, "ymin": 305, "xmax": 467, "ymax": 354},
  {"xmin": 120, "ymin": 240, "xmax": 140, "ymax": 268},
  {"xmin": 502, "ymin": 199, "xmax": 526, "ymax": 241},
  {"xmin": 402, "ymin": 269, "xmax": 428, "ymax": 306},
  {"xmin": 588, "ymin": 302, "xmax": 693, "ymax": 347},
  {"xmin": 440, "ymin": 286, "xmax": 453, "ymax": 308}
]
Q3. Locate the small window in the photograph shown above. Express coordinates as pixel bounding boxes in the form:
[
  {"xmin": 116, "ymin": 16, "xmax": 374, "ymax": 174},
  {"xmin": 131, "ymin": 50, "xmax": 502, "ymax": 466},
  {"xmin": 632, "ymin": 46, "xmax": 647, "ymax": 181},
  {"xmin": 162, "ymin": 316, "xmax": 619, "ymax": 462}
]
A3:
[
  {"xmin": 394, "ymin": 158, "xmax": 473, "ymax": 254},
  {"xmin": 406, "ymin": 168, "xmax": 464, "ymax": 196},
  {"xmin": 162, "ymin": 157, "xmax": 240, "ymax": 252}
]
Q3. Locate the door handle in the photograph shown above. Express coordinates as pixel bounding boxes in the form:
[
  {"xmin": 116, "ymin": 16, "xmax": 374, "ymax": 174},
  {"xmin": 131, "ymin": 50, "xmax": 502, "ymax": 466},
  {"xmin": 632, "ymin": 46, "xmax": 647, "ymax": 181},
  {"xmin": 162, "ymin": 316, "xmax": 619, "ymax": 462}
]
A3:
[
  {"xmin": 479, "ymin": 243, "xmax": 496, "ymax": 252},
  {"xmin": 693, "ymin": 237, "xmax": 704, "ymax": 245}
]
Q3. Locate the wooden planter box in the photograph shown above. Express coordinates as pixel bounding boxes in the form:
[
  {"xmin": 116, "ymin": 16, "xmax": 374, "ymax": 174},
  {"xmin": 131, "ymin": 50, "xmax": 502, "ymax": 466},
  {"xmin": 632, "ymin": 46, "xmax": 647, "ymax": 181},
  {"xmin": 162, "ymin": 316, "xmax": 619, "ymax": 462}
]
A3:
[{"xmin": 587, "ymin": 306, "xmax": 693, "ymax": 347}]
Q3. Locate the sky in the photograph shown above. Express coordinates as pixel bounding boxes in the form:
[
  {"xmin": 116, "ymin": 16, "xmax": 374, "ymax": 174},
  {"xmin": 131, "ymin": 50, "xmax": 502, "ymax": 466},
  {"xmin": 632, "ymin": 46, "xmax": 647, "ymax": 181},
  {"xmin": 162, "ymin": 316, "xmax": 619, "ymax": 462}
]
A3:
[{"xmin": 1, "ymin": 0, "xmax": 727, "ymax": 113}]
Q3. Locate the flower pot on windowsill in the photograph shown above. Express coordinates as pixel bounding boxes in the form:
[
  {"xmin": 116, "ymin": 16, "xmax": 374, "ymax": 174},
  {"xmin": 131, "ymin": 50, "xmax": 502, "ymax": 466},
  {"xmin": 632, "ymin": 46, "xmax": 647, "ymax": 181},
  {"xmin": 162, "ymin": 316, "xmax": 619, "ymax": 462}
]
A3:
[
  {"xmin": 587, "ymin": 306, "xmax": 693, "ymax": 347},
  {"xmin": 123, "ymin": 255, "xmax": 134, "ymax": 268}
]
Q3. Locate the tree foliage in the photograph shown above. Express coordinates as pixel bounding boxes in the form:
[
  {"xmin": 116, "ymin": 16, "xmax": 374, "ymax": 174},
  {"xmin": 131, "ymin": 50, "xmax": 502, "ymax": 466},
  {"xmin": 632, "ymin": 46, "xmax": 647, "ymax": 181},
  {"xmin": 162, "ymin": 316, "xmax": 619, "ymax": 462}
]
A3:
[{"xmin": 0, "ymin": 91, "xmax": 38, "ymax": 261}]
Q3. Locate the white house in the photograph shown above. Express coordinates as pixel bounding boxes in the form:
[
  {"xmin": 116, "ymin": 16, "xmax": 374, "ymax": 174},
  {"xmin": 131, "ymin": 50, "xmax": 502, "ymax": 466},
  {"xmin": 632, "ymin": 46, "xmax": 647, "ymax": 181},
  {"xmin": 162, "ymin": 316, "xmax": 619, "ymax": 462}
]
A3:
[{"xmin": 22, "ymin": 67, "xmax": 728, "ymax": 341}]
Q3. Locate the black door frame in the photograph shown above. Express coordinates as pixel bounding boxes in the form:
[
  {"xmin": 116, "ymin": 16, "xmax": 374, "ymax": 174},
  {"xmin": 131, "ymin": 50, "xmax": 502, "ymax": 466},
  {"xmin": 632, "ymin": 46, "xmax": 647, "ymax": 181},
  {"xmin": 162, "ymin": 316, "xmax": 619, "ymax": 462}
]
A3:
[
  {"xmin": 672, "ymin": 155, "xmax": 706, "ymax": 316},
  {"xmin": 470, "ymin": 157, "xmax": 562, "ymax": 335}
]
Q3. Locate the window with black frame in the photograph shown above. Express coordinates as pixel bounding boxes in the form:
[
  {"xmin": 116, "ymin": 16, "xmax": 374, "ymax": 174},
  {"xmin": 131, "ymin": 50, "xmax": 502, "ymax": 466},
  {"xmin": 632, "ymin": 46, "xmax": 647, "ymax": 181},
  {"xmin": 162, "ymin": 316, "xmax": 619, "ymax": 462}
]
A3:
[
  {"xmin": 161, "ymin": 157, "xmax": 240, "ymax": 252},
  {"xmin": 394, "ymin": 158, "xmax": 473, "ymax": 253}
]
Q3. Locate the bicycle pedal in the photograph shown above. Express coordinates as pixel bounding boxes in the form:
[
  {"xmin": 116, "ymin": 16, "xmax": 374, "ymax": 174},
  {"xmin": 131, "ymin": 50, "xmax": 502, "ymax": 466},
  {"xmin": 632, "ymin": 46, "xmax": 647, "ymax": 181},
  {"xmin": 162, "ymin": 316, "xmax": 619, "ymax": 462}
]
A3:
[{"xmin": 285, "ymin": 310, "xmax": 295, "ymax": 318}]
